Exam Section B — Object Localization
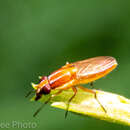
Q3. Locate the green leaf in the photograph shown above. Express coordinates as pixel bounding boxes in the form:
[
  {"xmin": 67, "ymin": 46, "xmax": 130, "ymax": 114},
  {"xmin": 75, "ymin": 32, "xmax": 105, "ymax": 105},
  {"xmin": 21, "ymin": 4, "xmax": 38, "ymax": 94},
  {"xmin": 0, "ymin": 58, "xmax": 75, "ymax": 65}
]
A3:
[{"xmin": 31, "ymin": 88, "xmax": 130, "ymax": 126}]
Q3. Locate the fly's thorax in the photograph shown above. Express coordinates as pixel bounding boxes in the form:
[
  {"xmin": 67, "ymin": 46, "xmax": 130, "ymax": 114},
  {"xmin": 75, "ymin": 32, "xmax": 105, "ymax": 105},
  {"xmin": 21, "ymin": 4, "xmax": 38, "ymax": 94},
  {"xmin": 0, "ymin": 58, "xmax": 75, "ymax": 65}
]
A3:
[{"xmin": 48, "ymin": 65, "xmax": 77, "ymax": 89}]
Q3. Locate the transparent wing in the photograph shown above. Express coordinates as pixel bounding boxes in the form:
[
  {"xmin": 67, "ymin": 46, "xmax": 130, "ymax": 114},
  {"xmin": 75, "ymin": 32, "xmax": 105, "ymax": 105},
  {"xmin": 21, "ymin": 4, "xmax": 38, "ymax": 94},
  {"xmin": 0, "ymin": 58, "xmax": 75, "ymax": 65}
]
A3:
[{"xmin": 72, "ymin": 56, "xmax": 117, "ymax": 79}]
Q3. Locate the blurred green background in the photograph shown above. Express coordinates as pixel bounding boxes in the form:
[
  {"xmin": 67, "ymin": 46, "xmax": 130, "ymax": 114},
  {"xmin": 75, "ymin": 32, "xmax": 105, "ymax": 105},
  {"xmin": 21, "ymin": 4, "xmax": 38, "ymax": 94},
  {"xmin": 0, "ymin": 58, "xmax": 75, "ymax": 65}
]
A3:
[{"xmin": 0, "ymin": 0, "xmax": 130, "ymax": 130}]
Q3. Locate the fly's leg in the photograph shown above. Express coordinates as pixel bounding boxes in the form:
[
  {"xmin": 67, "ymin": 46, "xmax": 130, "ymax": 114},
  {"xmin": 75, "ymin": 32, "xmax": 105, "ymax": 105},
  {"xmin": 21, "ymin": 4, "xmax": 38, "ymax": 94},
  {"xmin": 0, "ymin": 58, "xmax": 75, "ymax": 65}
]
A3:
[
  {"xmin": 65, "ymin": 86, "xmax": 77, "ymax": 118},
  {"xmin": 25, "ymin": 89, "xmax": 35, "ymax": 98},
  {"xmin": 54, "ymin": 79, "xmax": 77, "ymax": 118},
  {"xmin": 33, "ymin": 90, "xmax": 63, "ymax": 117},
  {"xmin": 77, "ymin": 86, "xmax": 106, "ymax": 113}
]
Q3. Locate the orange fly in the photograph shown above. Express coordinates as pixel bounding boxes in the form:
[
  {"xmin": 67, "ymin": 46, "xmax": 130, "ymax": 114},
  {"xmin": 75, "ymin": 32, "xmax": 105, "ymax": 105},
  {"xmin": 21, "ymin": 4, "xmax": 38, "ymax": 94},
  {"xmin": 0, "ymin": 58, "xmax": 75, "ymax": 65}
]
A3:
[{"xmin": 27, "ymin": 56, "xmax": 118, "ymax": 117}]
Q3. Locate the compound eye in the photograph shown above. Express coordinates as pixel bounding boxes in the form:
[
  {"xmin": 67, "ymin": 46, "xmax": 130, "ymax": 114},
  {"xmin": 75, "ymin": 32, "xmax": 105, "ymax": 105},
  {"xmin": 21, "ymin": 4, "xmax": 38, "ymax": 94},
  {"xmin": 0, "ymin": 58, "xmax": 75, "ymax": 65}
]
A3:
[{"xmin": 42, "ymin": 84, "xmax": 51, "ymax": 94}]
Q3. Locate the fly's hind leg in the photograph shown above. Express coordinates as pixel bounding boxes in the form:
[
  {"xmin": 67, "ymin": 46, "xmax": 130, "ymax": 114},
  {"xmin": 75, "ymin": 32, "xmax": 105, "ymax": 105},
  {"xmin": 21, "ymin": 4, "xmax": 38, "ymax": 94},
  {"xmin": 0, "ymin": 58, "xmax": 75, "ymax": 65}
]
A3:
[
  {"xmin": 77, "ymin": 86, "xmax": 107, "ymax": 113},
  {"xmin": 65, "ymin": 86, "xmax": 77, "ymax": 118}
]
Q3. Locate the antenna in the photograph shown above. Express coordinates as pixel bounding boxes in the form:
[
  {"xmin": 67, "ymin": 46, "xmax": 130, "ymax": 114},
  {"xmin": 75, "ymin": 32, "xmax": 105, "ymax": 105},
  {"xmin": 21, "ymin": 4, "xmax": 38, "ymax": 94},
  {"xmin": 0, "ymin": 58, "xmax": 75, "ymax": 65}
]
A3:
[{"xmin": 25, "ymin": 90, "xmax": 35, "ymax": 98}]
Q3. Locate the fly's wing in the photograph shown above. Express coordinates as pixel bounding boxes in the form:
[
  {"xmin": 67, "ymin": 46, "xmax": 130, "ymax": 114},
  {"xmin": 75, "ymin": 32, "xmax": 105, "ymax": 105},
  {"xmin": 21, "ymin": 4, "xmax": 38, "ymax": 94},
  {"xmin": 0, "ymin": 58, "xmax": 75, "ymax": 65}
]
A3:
[{"xmin": 72, "ymin": 56, "xmax": 117, "ymax": 79}]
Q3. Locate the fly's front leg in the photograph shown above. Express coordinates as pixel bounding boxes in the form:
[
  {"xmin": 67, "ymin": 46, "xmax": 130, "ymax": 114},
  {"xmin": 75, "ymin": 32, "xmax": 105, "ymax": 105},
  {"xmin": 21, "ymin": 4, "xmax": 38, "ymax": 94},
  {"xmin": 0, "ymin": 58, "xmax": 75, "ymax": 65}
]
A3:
[
  {"xmin": 33, "ymin": 90, "xmax": 63, "ymax": 117},
  {"xmin": 55, "ymin": 79, "xmax": 77, "ymax": 118},
  {"xmin": 77, "ymin": 86, "xmax": 107, "ymax": 113},
  {"xmin": 51, "ymin": 90, "xmax": 63, "ymax": 98}
]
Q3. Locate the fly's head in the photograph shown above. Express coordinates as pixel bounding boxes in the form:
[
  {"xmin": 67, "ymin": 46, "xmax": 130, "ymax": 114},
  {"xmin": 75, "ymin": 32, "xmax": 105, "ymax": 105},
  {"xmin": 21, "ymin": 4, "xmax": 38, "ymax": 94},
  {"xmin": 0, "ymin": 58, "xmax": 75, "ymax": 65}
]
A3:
[{"xmin": 32, "ymin": 76, "xmax": 51, "ymax": 101}]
